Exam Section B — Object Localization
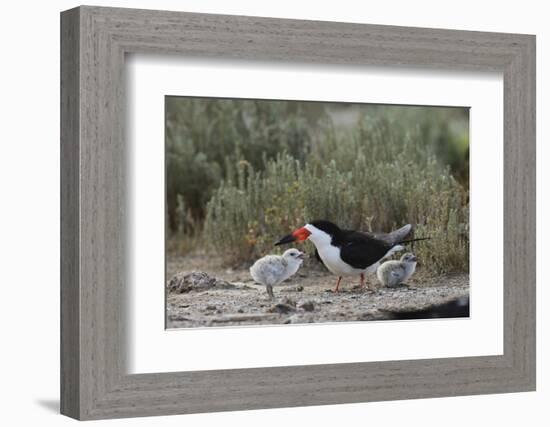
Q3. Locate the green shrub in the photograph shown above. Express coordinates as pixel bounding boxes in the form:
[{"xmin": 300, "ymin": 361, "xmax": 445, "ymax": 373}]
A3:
[
  {"xmin": 204, "ymin": 122, "xmax": 469, "ymax": 274},
  {"xmin": 166, "ymin": 97, "xmax": 315, "ymax": 232}
]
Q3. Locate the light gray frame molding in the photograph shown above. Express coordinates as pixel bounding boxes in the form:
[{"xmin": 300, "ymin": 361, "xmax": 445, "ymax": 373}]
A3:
[{"xmin": 61, "ymin": 5, "xmax": 536, "ymax": 420}]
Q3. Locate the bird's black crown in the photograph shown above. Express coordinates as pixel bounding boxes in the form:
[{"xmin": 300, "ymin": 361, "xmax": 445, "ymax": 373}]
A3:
[{"xmin": 309, "ymin": 220, "xmax": 342, "ymax": 236}]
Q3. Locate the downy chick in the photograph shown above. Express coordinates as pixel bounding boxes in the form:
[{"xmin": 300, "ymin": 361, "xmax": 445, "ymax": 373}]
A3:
[
  {"xmin": 376, "ymin": 253, "xmax": 417, "ymax": 287},
  {"xmin": 250, "ymin": 248, "xmax": 305, "ymax": 298}
]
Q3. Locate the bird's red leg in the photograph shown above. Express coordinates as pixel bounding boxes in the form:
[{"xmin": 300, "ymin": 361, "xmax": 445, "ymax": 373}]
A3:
[
  {"xmin": 360, "ymin": 273, "xmax": 365, "ymax": 288},
  {"xmin": 333, "ymin": 276, "xmax": 342, "ymax": 293}
]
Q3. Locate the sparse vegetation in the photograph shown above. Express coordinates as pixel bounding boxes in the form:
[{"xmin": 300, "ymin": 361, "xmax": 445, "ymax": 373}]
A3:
[{"xmin": 167, "ymin": 98, "xmax": 469, "ymax": 275}]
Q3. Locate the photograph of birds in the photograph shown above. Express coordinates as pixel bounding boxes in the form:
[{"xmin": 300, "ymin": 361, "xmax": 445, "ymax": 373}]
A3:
[
  {"xmin": 164, "ymin": 97, "xmax": 470, "ymax": 329},
  {"xmin": 249, "ymin": 248, "xmax": 305, "ymax": 298},
  {"xmin": 376, "ymin": 253, "xmax": 418, "ymax": 287}
]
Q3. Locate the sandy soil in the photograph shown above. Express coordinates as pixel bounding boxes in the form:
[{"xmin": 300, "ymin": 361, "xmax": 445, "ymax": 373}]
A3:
[{"xmin": 166, "ymin": 253, "xmax": 470, "ymax": 329}]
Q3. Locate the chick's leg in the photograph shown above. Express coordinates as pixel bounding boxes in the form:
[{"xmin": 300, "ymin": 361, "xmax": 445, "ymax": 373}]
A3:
[{"xmin": 266, "ymin": 284, "xmax": 274, "ymax": 299}]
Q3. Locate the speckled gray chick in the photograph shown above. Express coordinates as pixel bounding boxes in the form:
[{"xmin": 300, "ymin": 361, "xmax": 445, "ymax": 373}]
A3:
[
  {"xmin": 376, "ymin": 253, "xmax": 417, "ymax": 287},
  {"xmin": 249, "ymin": 248, "xmax": 305, "ymax": 298}
]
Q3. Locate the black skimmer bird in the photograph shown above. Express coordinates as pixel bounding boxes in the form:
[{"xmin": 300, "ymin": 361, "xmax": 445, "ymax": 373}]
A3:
[{"xmin": 275, "ymin": 220, "xmax": 428, "ymax": 292}]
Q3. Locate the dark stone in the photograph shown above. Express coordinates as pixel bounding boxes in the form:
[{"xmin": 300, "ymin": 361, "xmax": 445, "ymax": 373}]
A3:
[
  {"xmin": 297, "ymin": 300, "xmax": 315, "ymax": 312},
  {"xmin": 167, "ymin": 271, "xmax": 236, "ymax": 293},
  {"xmin": 268, "ymin": 303, "xmax": 296, "ymax": 314}
]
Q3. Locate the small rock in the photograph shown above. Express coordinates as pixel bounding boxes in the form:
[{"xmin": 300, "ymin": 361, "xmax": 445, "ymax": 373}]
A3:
[
  {"xmin": 281, "ymin": 297, "xmax": 297, "ymax": 307},
  {"xmin": 268, "ymin": 303, "xmax": 296, "ymax": 314},
  {"xmin": 297, "ymin": 300, "xmax": 315, "ymax": 312},
  {"xmin": 206, "ymin": 304, "xmax": 217, "ymax": 310},
  {"xmin": 296, "ymin": 285, "xmax": 304, "ymax": 292},
  {"xmin": 167, "ymin": 271, "xmax": 236, "ymax": 293}
]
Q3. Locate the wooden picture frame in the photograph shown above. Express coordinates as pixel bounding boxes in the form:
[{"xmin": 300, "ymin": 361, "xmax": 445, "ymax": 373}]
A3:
[{"xmin": 60, "ymin": 5, "xmax": 536, "ymax": 420}]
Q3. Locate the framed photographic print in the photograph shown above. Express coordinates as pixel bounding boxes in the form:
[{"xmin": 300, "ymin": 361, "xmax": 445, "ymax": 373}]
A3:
[{"xmin": 61, "ymin": 5, "xmax": 536, "ymax": 420}]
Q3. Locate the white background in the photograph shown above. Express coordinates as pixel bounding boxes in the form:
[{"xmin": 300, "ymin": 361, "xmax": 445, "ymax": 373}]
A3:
[
  {"xmin": 128, "ymin": 57, "xmax": 503, "ymax": 373},
  {"xmin": 0, "ymin": 1, "xmax": 547, "ymax": 426}
]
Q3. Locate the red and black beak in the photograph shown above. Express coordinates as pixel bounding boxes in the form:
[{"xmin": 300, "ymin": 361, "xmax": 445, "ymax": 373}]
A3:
[{"xmin": 275, "ymin": 227, "xmax": 311, "ymax": 246}]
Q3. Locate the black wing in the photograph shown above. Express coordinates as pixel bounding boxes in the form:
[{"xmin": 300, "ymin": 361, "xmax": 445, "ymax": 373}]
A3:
[{"xmin": 338, "ymin": 230, "xmax": 392, "ymax": 269}]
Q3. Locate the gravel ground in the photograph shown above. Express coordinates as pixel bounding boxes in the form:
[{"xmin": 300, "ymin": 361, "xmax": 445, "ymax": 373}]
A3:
[{"xmin": 166, "ymin": 254, "xmax": 470, "ymax": 329}]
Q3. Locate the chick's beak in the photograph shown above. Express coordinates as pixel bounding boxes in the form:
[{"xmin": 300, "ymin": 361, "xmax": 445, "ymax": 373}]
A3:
[{"xmin": 297, "ymin": 252, "xmax": 305, "ymax": 259}]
